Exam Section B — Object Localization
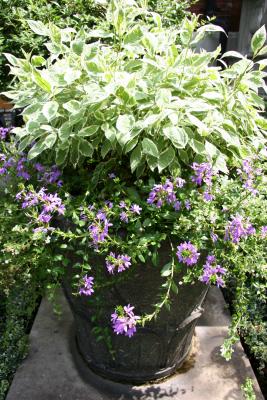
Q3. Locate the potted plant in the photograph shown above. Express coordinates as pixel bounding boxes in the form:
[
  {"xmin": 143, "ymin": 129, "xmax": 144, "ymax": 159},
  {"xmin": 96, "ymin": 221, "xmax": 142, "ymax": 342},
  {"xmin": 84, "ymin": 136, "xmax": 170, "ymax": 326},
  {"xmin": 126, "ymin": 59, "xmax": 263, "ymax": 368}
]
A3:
[{"xmin": 2, "ymin": 0, "xmax": 267, "ymax": 385}]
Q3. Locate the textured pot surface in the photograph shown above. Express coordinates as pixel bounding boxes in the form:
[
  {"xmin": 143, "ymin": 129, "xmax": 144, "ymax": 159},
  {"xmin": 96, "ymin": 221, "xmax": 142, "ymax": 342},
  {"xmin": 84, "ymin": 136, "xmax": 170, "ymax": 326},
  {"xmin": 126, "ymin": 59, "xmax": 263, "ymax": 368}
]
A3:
[{"xmin": 63, "ymin": 244, "xmax": 208, "ymax": 384}]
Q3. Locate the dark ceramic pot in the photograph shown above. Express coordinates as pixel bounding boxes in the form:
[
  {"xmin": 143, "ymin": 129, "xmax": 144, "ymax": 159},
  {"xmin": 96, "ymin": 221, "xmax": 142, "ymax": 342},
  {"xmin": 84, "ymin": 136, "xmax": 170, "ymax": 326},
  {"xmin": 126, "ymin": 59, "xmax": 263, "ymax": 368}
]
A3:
[{"xmin": 63, "ymin": 243, "xmax": 208, "ymax": 384}]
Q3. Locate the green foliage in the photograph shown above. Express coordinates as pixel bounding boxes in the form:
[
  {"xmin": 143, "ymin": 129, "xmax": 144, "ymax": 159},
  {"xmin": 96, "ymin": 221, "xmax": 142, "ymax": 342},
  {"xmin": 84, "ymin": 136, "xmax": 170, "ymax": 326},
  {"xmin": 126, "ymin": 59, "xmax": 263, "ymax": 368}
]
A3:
[
  {"xmin": 148, "ymin": 0, "xmax": 196, "ymax": 26},
  {"xmin": 0, "ymin": 0, "xmax": 106, "ymax": 91},
  {"xmin": 5, "ymin": 2, "xmax": 267, "ymax": 175},
  {"xmin": 0, "ymin": 284, "xmax": 40, "ymax": 400},
  {"xmin": 241, "ymin": 378, "xmax": 256, "ymax": 400}
]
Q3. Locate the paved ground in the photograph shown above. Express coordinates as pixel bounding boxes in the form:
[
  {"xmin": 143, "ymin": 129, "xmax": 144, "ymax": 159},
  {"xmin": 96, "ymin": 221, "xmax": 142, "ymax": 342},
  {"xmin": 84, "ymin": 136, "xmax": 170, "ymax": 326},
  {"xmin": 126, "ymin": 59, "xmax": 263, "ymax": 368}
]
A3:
[{"xmin": 6, "ymin": 288, "xmax": 264, "ymax": 400}]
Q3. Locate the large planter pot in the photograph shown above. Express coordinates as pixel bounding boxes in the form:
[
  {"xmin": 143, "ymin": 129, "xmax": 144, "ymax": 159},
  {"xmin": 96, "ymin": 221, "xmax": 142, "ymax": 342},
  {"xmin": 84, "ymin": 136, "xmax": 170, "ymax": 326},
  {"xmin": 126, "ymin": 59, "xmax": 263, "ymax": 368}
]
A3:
[{"xmin": 62, "ymin": 243, "xmax": 208, "ymax": 384}]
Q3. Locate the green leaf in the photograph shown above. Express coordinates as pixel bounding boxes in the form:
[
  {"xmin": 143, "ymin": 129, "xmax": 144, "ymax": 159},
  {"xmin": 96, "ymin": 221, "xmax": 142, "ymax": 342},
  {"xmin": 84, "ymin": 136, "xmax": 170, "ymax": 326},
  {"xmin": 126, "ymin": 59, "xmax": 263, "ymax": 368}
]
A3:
[
  {"xmin": 4, "ymin": 53, "xmax": 20, "ymax": 67},
  {"xmin": 251, "ymin": 25, "xmax": 266, "ymax": 55},
  {"xmin": 63, "ymin": 100, "xmax": 80, "ymax": 114},
  {"xmin": 214, "ymin": 154, "xmax": 228, "ymax": 173},
  {"xmin": 78, "ymin": 126, "xmax": 99, "ymax": 137},
  {"xmin": 171, "ymin": 281, "xmax": 178, "ymax": 294},
  {"xmin": 71, "ymin": 40, "xmax": 84, "ymax": 55},
  {"xmin": 43, "ymin": 101, "xmax": 58, "ymax": 121},
  {"xmin": 205, "ymin": 141, "xmax": 220, "ymax": 158},
  {"xmin": 79, "ymin": 139, "xmax": 93, "ymax": 157},
  {"xmin": 31, "ymin": 56, "xmax": 46, "ymax": 67},
  {"xmin": 45, "ymin": 132, "xmax": 57, "ymax": 148},
  {"xmin": 142, "ymin": 138, "xmax": 159, "ymax": 158},
  {"xmin": 56, "ymin": 148, "xmax": 68, "ymax": 165},
  {"xmin": 158, "ymin": 147, "xmax": 175, "ymax": 172},
  {"xmin": 27, "ymin": 20, "xmax": 49, "ymax": 36},
  {"xmin": 28, "ymin": 139, "xmax": 46, "ymax": 160},
  {"xmin": 138, "ymin": 254, "xmax": 146, "ymax": 263},
  {"xmin": 101, "ymin": 140, "xmax": 112, "ymax": 158},
  {"xmin": 130, "ymin": 144, "xmax": 142, "ymax": 172},
  {"xmin": 189, "ymin": 139, "xmax": 206, "ymax": 154},
  {"xmin": 163, "ymin": 126, "xmax": 188, "ymax": 148},
  {"xmin": 116, "ymin": 115, "xmax": 135, "ymax": 134},
  {"xmin": 161, "ymin": 262, "xmax": 172, "ymax": 277},
  {"xmin": 32, "ymin": 70, "xmax": 51, "ymax": 93}
]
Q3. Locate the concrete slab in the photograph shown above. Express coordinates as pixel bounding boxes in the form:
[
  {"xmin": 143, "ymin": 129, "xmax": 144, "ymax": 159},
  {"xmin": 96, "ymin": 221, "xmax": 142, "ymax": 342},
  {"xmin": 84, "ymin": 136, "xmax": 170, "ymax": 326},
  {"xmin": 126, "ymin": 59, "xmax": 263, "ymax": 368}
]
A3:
[{"xmin": 6, "ymin": 288, "xmax": 264, "ymax": 400}]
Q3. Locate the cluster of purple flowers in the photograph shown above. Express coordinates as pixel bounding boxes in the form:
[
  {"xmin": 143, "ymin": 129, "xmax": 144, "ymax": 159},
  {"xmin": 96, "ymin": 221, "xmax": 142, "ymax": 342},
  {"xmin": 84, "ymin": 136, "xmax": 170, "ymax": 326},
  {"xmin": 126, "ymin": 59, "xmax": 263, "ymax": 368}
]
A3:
[
  {"xmin": 119, "ymin": 201, "xmax": 142, "ymax": 223},
  {"xmin": 89, "ymin": 211, "xmax": 113, "ymax": 245},
  {"xmin": 111, "ymin": 304, "xmax": 140, "ymax": 337},
  {"xmin": 105, "ymin": 252, "xmax": 131, "ymax": 274},
  {"xmin": 16, "ymin": 187, "xmax": 65, "ymax": 230},
  {"xmin": 200, "ymin": 255, "xmax": 226, "ymax": 288},
  {"xmin": 147, "ymin": 178, "xmax": 192, "ymax": 211},
  {"xmin": 225, "ymin": 214, "xmax": 255, "ymax": 244},
  {"xmin": 176, "ymin": 242, "xmax": 200, "ymax": 266},
  {"xmin": 191, "ymin": 162, "xmax": 215, "ymax": 202},
  {"xmin": 16, "ymin": 156, "xmax": 31, "ymax": 180},
  {"xmin": 237, "ymin": 159, "xmax": 262, "ymax": 196},
  {"xmin": 79, "ymin": 275, "xmax": 94, "ymax": 296},
  {"xmin": 0, "ymin": 127, "xmax": 10, "ymax": 140},
  {"xmin": 35, "ymin": 163, "xmax": 63, "ymax": 187}
]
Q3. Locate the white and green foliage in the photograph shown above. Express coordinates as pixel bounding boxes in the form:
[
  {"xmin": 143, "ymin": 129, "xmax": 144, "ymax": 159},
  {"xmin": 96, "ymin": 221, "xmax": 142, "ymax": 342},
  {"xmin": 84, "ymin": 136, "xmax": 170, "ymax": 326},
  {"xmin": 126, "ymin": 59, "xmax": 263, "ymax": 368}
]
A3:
[{"xmin": 4, "ymin": 0, "xmax": 267, "ymax": 173}]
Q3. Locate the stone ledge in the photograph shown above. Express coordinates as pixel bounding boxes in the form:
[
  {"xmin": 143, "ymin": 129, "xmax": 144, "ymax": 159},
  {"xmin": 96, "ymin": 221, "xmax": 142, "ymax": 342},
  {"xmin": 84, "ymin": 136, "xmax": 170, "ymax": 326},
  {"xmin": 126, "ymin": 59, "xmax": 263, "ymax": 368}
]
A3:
[{"xmin": 6, "ymin": 288, "xmax": 264, "ymax": 400}]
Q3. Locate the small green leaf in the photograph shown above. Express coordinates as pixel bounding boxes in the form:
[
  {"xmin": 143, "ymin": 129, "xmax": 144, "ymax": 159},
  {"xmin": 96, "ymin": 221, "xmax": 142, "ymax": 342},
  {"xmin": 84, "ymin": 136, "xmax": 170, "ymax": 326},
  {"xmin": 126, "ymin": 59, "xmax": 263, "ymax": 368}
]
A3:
[
  {"xmin": 130, "ymin": 144, "xmax": 142, "ymax": 172},
  {"xmin": 27, "ymin": 20, "xmax": 49, "ymax": 36},
  {"xmin": 32, "ymin": 70, "xmax": 51, "ymax": 93},
  {"xmin": 189, "ymin": 139, "xmax": 206, "ymax": 154},
  {"xmin": 163, "ymin": 126, "xmax": 188, "ymax": 148},
  {"xmin": 56, "ymin": 147, "xmax": 68, "ymax": 165},
  {"xmin": 138, "ymin": 254, "xmax": 146, "ymax": 263},
  {"xmin": 78, "ymin": 126, "xmax": 99, "ymax": 137},
  {"xmin": 251, "ymin": 25, "xmax": 266, "ymax": 55},
  {"xmin": 116, "ymin": 114, "xmax": 135, "ymax": 134},
  {"xmin": 171, "ymin": 281, "xmax": 179, "ymax": 294},
  {"xmin": 45, "ymin": 132, "xmax": 57, "ymax": 148},
  {"xmin": 142, "ymin": 138, "xmax": 159, "ymax": 158},
  {"xmin": 71, "ymin": 40, "xmax": 84, "ymax": 55},
  {"xmin": 79, "ymin": 139, "xmax": 93, "ymax": 157},
  {"xmin": 28, "ymin": 139, "xmax": 46, "ymax": 160},
  {"xmin": 32, "ymin": 55, "xmax": 46, "ymax": 67},
  {"xmin": 158, "ymin": 146, "xmax": 175, "ymax": 172},
  {"xmin": 43, "ymin": 101, "xmax": 58, "ymax": 121},
  {"xmin": 63, "ymin": 100, "xmax": 80, "ymax": 114},
  {"xmin": 161, "ymin": 262, "xmax": 172, "ymax": 277}
]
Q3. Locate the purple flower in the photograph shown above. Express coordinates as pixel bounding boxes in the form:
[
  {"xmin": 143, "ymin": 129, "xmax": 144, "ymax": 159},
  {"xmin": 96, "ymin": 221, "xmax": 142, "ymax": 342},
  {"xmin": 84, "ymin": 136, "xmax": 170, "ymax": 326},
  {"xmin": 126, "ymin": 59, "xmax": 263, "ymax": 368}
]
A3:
[
  {"xmin": 105, "ymin": 201, "xmax": 113, "ymax": 209},
  {"xmin": 109, "ymin": 173, "xmax": 116, "ymax": 179},
  {"xmin": 147, "ymin": 180, "xmax": 176, "ymax": 208},
  {"xmin": 106, "ymin": 252, "xmax": 131, "ymax": 274},
  {"xmin": 173, "ymin": 200, "xmax": 182, "ymax": 211},
  {"xmin": 237, "ymin": 159, "xmax": 261, "ymax": 196},
  {"xmin": 119, "ymin": 201, "xmax": 126, "ymax": 209},
  {"xmin": 191, "ymin": 162, "xmax": 214, "ymax": 187},
  {"xmin": 203, "ymin": 191, "xmax": 214, "ymax": 202},
  {"xmin": 176, "ymin": 242, "xmax": 200, "ymax": 266},
  {"xmin": 111, "ymin": 304, "xmax": 140, "ymax": 337},
  {"xmin": 79, "ymin": 275, "xmax": 94, "ymax": 296},
  {"xmin": 210, "ymin": 231, "xmax": 218, "ymax": 243},
  {"xmin": 38, "ymin": 213, "xmax": 52, "ymax": 223},
  {"xmin": 120, "ymin": 211, "xmax": 129, "ymax": 223},
  {"xmin": 89, "ymin": 213, "xmax": 112, "ymax": 245},
  {"xmin": 130, "ymin": 204, "xmax": 142, "ymax": 215},
  {"xmin": 261, "ymin": 226, "xmax": 267, "ymax": 238},
  {"xmin": 225, "ymin": 215, "xmax": 255, "ymax": 244},
  {"xmin": 200, "ymin": 255, "xmax": 226, "ymax": 288},
  {"xmin": 0, "ymin": 127, "xmax": 9, "ymax": 140},
  {"xmin": 184, "ymin": 200, "xmax": 191, "ymax": 210},
  {"xmin": 174, "ymin": 177, "xmax": 185, "ymax": 188},
  {"xmin": 34, "ymin": 163, "xmax": 45, "ymax": 172}
]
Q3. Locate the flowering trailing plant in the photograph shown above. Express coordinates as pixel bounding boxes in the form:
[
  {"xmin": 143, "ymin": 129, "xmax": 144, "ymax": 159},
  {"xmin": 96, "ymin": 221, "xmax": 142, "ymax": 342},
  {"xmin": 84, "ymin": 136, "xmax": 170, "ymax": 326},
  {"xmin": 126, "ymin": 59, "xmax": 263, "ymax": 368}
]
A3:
[{"xmin": 2, "ymin": 0, "xmax": 267, "ymax": 380}]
